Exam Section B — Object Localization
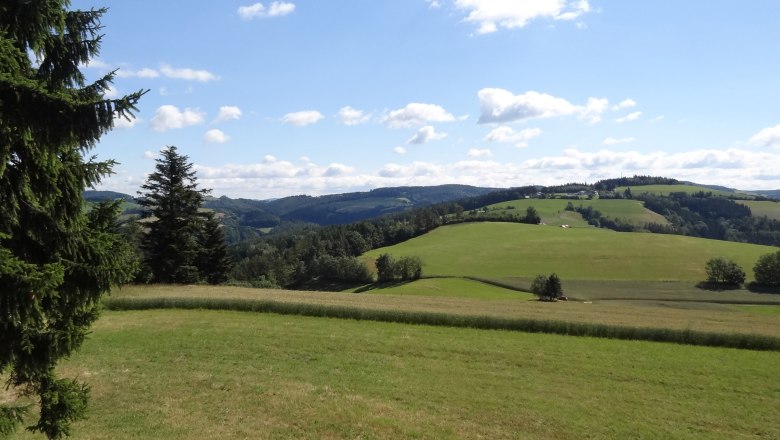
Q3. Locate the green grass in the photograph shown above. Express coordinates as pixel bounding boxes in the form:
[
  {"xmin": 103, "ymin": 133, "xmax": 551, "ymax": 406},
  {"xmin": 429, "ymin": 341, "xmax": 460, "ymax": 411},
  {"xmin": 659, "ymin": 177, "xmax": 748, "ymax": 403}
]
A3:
[
  {"xmin": 11, "ymin": 310, "xmax": 779, "ymax": 439},
  {"xmin": 616, "ymin": 184, "xmax": 750, "ymax": 198},
  {"xmin": 109, "ymin": 285, "xmax": 780, "ymax": 338},
  {"xmin": 740, "ymin": 200, "xmax": 780, "ymax": 220},
  {"xmin": 487, "ymin": 198, "xmax": 668, "ymax": 226},
  {"xmin": 346, "ymin": 277, "xmax": 534, "ymax": 300},
  {"xmin": 365, "ymin": 222, "xmax": 775, "ymax": 282}
]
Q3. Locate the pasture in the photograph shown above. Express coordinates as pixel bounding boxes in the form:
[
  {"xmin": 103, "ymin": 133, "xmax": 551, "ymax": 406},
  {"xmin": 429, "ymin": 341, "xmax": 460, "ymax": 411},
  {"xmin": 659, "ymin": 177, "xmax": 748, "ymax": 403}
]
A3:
[
  {"xmin": 10, "ymin": 309, "xmax": 778, "ymax": 439},
  {"xmin": 615, "ymin": 184, "xmax": 749, "ymax": 198},
  {"xmin": 740, "ymin": 200, "xmax": 780, "ymax": 220},
  {"xmin": 486, "ymin": 198, "xmax": 668, "ymax": 226},
  {"xmin": 364, "ymin": 222, "xmax": 775, "ymax": 282}
]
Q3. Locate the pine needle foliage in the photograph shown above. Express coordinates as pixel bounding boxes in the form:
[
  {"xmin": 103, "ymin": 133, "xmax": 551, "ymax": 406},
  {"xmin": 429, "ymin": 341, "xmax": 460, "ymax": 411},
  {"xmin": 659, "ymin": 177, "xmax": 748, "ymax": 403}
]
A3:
[{"xmin": 0, "ymin": 1, "xmax": 145, "ymax": 438}]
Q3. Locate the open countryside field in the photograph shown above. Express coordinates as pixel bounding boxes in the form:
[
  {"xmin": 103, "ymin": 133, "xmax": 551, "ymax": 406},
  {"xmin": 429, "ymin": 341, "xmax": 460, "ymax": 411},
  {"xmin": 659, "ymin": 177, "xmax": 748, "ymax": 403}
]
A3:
[
  {"xmin": 486, "ymin": 198, "xmax": 668, "ymax": 226},
  {"xmin": 365, "ymin": 222, "xmax": 775, "ymax": 282},
  {"xmin": 10, "ymin": 310, "xmax": 778, "ymax": 440},
  {"xmin": 615, "ymin": 184, "xmax": 747, "ymax": 197},
  {"xmin": 111, "ymin": 285, "xmax": 780, "ymax": 339},
  {"xmin": 739, "ymin": 200, "xmax": 780, "ymax": 220}
]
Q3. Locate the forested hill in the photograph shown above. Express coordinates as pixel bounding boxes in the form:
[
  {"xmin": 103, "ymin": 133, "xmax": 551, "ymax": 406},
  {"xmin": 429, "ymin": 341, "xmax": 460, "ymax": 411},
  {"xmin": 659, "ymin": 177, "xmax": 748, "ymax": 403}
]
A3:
[{"xmin": 85, "ymin": 184, "xmax": 497, "ymax": 233}]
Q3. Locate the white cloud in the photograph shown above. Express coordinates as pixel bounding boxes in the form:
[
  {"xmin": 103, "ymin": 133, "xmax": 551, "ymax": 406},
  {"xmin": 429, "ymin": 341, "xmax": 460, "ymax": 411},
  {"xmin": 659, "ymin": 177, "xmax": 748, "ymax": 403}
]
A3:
[
  {"xmin": 484, "ymin": 126, "xmax": 542, "ymax": 148},
  {"xmin": 338, "ymin": 106, "xmax": 371, "ymax": 126},
  {"xmin": 281, "ymin": 110, "xmax": 324, "ymax": 126},
  {"xmin": 478, "ymin": 88, "xmax": 606, "ymax": 124},
  {"xmin": 650, "ymin": 115, "xmax": 665, "ymax": 123},
  {"xmin": 84, "ymin": 58, "xmax": 110, "ymax": 69},
  {"xmin": 324, "ymin": 163, "xmax": 354, "ymax": 177},
  {"xmin": 615, "ymin": 111, "xmax": 642, "ymax": 123},
  {"xmin": 408, "ymin": 125, "xmax": 448, "ymax": 144},
  {"xmin": 112, "ymin": 113, "xmax": 140, "ymax": 129},
  {"xmin": 383, "ymin": 103, "xmax": 456, "ymax": 128},
  {"xmin": 455, "ymin": 0, "xmax": 591, "ymax": 34},
  {"xmin": 238, "ymin": 2, "xmax": 296, "ymax": 19},
  {"xmin": 394, "ymin": 146, "xmax": 407, "ymax": 155},
  {"xmin": 143, "ymin": 151, "xmax": 158, "ymax": 159},
  {"xmin": 213, "ymin": 106, "xmax": 243, "ymax": 123},
  {"xmin": 602, "ymin": 137, "xmax": 636, "ymax": 145},
  {"xmin": 116, "ymin": 67, "xmax": 160, "ymax": 79},
  {"xmin": 204, "ymin": 129, "xmax": 230, "ymax": 144},
  {"xmin": 160, "ymin": 64, "xmax": 218, "ymax": 82},
  {"xmin": 150, "ymin": 105, "xmax": 206, "ymax": 132},
  {"xmin": 612, "ymin": 99, "xmax": 637, "ymax": 110},
  {"xmin": 468, "ymin": 148, "xmax": 493, "ymax": 158},
  {"xmin": 426, "ymin": 0, "xmax": 442, "ymax": 8},
  {"xmin": 749, "ymin": 124, "xmax": 780, "ymax": 148}
]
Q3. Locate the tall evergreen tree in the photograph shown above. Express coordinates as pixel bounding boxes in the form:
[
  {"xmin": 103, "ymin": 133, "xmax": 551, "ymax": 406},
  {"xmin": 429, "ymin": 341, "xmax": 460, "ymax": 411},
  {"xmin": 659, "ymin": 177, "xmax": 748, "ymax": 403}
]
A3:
[
  {"xmin": 0, "ymin": 1, "xmax": 144, "ymax": 437},
  {"xmin": 196, "ymin": 212, "xmax": 232, "ymax": 285},
  {"xmin": 138, "ymin": 146, "xmax": 225, "ymax": 284}
]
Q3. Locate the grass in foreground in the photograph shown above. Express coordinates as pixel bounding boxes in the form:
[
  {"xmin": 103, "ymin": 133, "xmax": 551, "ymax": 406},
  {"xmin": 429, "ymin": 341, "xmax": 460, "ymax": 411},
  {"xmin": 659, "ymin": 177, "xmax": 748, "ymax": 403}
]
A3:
[
  {"xmin": 110, "ymin": 284, "xmax": 780, "ymax": 339},
  {"xmin": 12, "ymin": 310, "xmax": 779, "ymax": 439}
]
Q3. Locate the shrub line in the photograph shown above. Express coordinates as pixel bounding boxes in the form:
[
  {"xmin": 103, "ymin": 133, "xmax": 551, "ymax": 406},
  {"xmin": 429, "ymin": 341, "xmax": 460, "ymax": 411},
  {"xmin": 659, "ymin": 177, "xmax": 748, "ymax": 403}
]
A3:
[{"xmin": 103, "ymin": 296, "xmax": 780, "ymax": 351}]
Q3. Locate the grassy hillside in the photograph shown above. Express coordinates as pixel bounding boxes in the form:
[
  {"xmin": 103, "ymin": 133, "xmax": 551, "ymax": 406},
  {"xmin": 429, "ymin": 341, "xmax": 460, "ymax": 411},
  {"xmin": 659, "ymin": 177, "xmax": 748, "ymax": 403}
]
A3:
[
  {"xmin": 616, "ymin": 184, "xmax": 750, "ymax": 198},
  {"xmin": 365, "ymin": 222, "xmax": 774, "ymax": 281},
  {"xmin": 486, "ymin": 198, "xmax": 668, "ymax": 226},
  {"xmin": 14, "ymin": 309, "xmax": 777, "ymax": 439},
  {"xmin": 740, "ymin": 200, "xmax": 780, "ymax": 220},
  {"xmin": 348, "ymin": 277, "xmax": 534, "ymax": 300}
]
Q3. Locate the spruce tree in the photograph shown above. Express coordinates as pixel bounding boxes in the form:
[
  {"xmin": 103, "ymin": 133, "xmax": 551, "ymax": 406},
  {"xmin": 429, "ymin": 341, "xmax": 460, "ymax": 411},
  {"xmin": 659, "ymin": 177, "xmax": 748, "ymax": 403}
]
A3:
[
  {"xmin": 138, "ymin": 146, "xmax": 212, "ymax": 283},
  {"xmin": 196, "ymin": 212, "xmax": 232, "ymax": 285},
  {"xmin": 1, "ymin": 1, "xmax": 144, "ymax": 437}
]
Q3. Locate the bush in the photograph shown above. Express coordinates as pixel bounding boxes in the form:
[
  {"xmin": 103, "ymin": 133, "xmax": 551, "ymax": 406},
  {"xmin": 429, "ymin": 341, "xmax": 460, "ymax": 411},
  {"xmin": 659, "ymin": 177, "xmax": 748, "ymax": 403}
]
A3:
[
  {"xmin": 705, "ymin": 257, "xmax": 746, "ymax": 286},
  {"xmin": 753, "ymin": 250, "xmax": 780, "ymax": 286},
  {"xmin": 375, "ymin": 254, "xmax": 423, "ymax": 282},
  {"xmin": 531, "ymin": 273, "xmax": 563, "ymax": 301}
]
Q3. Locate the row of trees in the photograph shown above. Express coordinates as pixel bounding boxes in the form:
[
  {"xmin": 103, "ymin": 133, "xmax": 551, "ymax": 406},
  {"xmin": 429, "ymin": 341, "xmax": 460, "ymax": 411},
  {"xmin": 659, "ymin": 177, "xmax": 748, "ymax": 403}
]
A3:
[{"xmin": 705, "ymin": 251, "xmax": 780, "ymax": 287}]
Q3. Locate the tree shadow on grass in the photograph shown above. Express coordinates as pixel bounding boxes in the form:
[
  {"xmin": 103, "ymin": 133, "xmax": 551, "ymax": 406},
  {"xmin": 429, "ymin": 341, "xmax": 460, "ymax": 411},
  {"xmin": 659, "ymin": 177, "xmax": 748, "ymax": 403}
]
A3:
[
  {"xmin": 353, "ymin": 281, "xmax": 412, "ymax": 293},
  {"xmin": 695, "ymin": 282, "xmax": 743, "ymax": 292},
  {"xmin": 745, "ymin": 283, "xmax": 780, "ymax": 295}
]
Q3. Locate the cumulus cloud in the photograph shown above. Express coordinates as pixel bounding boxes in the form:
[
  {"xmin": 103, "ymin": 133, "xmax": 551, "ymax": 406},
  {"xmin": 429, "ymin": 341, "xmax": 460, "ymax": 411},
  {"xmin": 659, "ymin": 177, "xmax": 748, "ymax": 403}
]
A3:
[
  {"xmin": 468, "ymin": 148, "xmax": 493, "ymax": 158},
  {"xmin": 383, "ymin": 103, "xmax": 456, "ymax": 128},
  {"xmin": 143, "ymin": 151, "xmax": 158, "ymax": 159},
  {"xmin": 484, "ymin": 126, "xmax": 542, "ymax": 148},
  {"xmin": 281, "ymin": 110, "xmax": 324, "ymax": 126},
  {"xmin": 204, "ymin": 129, "xmax": 230, "ymax": 144},
  {"xmin": 160, "ymin": 64, "xmax": 218, "ymax": 82},
  {"xmin": 238, "ymin": 2, "xmax": 295, "ymax": 19},
  {"xmin": 612, "ymin": 99, "xmax": 637, "ymax": 110},
  {"xmin": 112, "ymin": 113, "xmax": 140, "ymax": 129},
  {"xmin": 116, "ymin": 67, "xmax": 160, "ymax": 79},
  {"xmin": 324, "ymin": 163, "xmax": 354, "ymax": 177},
  {"xmin": 477, "ymin": 88, "xmax": 606, "ymax": 124},
  {"xmin": 150, "ymin": 105, "xmax": 205, "ymax": 132},
  {"xmin": 749, "ymin": 124, "xmax": 780, "ymax": 148},
  {"xmin": 394, "ymin": 146, "xmax": 407, "ymax": 155},
  {"xmin": 615, "ymin": 111, "xmax": 642, "ymax": 123},
  {"xmin": 602, "ymin": 137, "xmax": 636, "ymax": 145},
  {"xmin": 455, "ymin": 0, "xmax": 591, "ymax": 34},
  {"xmin": 338, "ymin": 106, "xmax": 371, "ymax": 126},
  {"xmin": 426, "ymin": 0, "xmax": 442, "ymax": 8},
  {"xmin": 408, "ymin": 125, "xmax": 448, "ymax": 144},
  {"xmin": 213, "ymin": 106, "xmax": 243, "ymax": 123}
]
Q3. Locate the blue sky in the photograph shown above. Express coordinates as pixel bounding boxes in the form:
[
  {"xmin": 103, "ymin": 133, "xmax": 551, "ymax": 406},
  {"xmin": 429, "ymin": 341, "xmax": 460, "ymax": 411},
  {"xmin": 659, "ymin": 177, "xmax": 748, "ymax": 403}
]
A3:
[{"xmin": 74, "ymin": 0, "xmax": 780, "ymax": 198}]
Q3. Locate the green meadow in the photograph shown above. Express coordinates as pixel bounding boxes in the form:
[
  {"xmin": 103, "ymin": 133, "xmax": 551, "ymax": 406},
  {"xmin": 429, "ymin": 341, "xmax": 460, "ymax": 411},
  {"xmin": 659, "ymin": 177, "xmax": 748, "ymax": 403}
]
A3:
[
  {"xmin": 616, "ymin": 184, "xmax": 747, "ymax": 197},
  {"xmin": 8, "ymin": 310, "xmax": 778, "ymax": 439},
  {"xmin": 486, "ymin": 198, "xmax": 668, "ymax": 226},
  {"xmin": 739, "ymin": 200, "xmax": 780, "ymax": 220},
  {"xmin": 364, "ymin": 222, "xmax": 775, "ymax": 282}
]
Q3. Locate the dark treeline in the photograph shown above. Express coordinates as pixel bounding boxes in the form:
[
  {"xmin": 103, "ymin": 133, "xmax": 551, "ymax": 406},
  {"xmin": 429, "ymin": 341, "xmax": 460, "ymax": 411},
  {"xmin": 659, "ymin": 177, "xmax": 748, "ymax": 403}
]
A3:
[
  {"xmin": 638, "ymin": 192, "xmax": 780, "ymax": 246},
  {"xmin": 594, "ymin": 175, "xmax": 680, "ymax": 191}
]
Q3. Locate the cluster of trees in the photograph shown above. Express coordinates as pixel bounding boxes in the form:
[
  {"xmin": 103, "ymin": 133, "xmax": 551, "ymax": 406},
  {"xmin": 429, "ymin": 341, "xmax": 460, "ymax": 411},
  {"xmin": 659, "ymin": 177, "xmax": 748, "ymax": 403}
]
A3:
[
  {"xmin": 375, "ymin": 254, "xmax": 423, "ymax": 282},
  {"xmin": 1, "ymin": 3, "xmax": 145, "ymax": 437},
  {"xmin": 704, "ymin": 251, "xmax": 780, "ymax": 288},
  {"xmin": 530, "ymin": 274, "xmax": 564, "ymax": 301},
  {"xmin": 594, "ymin": 176, "xmax": 680, "ymax": 191},
  {"xmin": 565, "ymin": 203, "xmax": 637, "ymax": 232}
]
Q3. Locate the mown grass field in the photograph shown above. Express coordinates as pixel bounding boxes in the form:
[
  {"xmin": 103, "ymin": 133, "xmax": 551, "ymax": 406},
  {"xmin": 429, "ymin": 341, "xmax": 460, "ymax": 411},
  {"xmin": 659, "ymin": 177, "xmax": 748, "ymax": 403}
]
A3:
[
  {"xmin": 616, "ymin": 184, "xmax": 748, "ymax": 198},
  {"xmin": 486, "ymin": 198, "xmax": 668, "ymax": 226},
  {"xmin": 347, "ymin": 277, "xmax": 534, "ymax": 299},
  {"xmin": 10, "ymin": 309, "xmax": 780, "ymax": 440},
  {"xmin": 740, "ymin": 200, "xmax": 780, "ymax": 220},
  {"xmin": 111, "ymin": 284, "xmax": 780, "ymax": 338},
  {"xmin": 364, "ymin": 222, "xmax": 775, "ymax": 282}
]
